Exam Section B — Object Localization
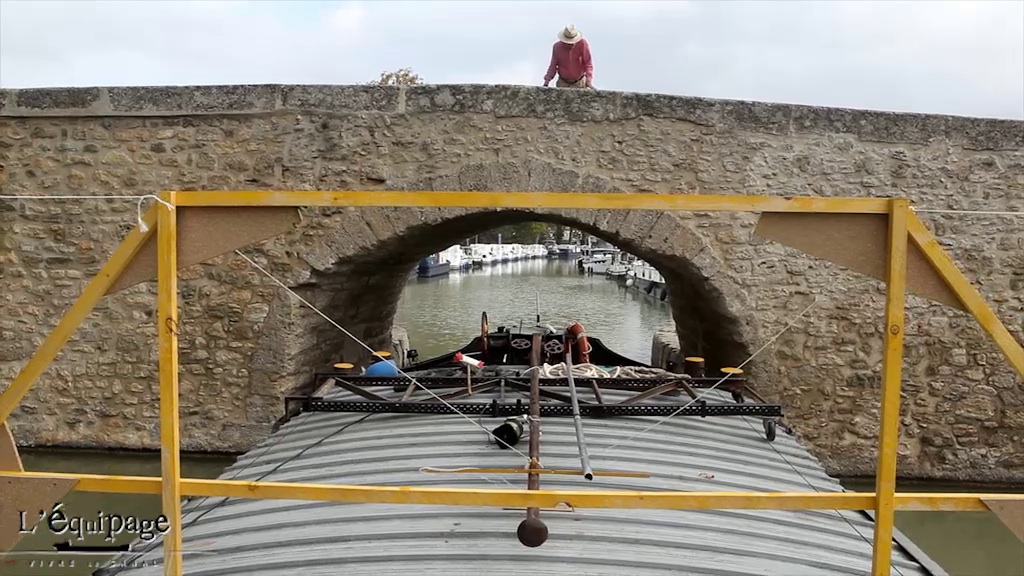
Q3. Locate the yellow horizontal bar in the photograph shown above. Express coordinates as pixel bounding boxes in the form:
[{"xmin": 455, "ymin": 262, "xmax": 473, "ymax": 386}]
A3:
[
  {"xmin": 6, "ymin": 471, "xmax": 1020, "ymax": 512},
  {"xmin": 168, "ymin": 191, "xmax": 893, "ymax": 214}
]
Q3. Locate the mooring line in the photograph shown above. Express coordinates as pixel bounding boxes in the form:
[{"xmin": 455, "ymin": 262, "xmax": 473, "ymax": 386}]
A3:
[
  {"xmin": 233, "ymin": 249, "xmax": 532, "ymax": 463},
  {"xmin": 911, "ymin": 207, "xmax": 1023, "ymax": 217}
]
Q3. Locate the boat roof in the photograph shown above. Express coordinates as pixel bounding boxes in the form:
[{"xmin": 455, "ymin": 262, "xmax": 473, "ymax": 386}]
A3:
[{"xmin": 100, "ymin": 381, "xmax": 942, "ymax": 576}]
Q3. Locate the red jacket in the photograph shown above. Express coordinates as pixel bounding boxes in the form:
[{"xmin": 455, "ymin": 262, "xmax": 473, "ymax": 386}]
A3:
[{"xmin": 544, "ymin": 39, "xmax": 593, "ymax": 83}]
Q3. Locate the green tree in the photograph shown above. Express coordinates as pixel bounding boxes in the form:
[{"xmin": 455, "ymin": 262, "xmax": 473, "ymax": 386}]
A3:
[
  {"xmin": 474, "ymin": 222, "xmax": 556, "ymax": 244},
  {"xmin": 367, "ymin": 67, "xmax": 425, "ymax": 86}
]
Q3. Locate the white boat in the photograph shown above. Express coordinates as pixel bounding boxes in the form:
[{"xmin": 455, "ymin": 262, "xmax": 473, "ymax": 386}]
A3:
[
  {"xmin": 440, "ymin": 244, "xmax": 469, "ymax": 271},
  {"xmin": 605, "ymin": 251, "xmax": 634, "ymax": 277},
  {"xmin": 629, "ymin": 259, "xmax": 664, "ymax": 284},
  {"xmin": 465, "ymin": 244, "xmax": 496, "ymax": 267},
  {"xmin": 578, "ymin": 247, "xmax": 619, "ymax": 275}
]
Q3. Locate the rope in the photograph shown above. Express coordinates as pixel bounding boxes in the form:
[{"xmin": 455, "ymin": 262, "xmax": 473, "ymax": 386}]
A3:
[
  {"xmin": 0, "ymin": 193, "xmax": 173, "ymax": 232},
  {"xmin": 233, "ymin": 249, "xmax": 532, "ymax": 463},
  {"xmin": 419, "ymin": 467, "xmax": 515, "ymax": 487},
  {"xmin": 911, "ymin": 207, "xmax": 1023, "ymax": 217},
  {"xmin": 522, "ymin": 362, "xmax": 673, "ymax": 379}
]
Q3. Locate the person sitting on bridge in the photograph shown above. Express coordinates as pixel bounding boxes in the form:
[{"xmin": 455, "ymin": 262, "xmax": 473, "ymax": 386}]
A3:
[{"xmin": 543, "ymin": 25, "xmax": 594, "ymax": 89}]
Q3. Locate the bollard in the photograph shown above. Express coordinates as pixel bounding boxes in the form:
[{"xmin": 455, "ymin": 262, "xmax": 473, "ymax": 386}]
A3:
[
  {"xmin": 332, "ymin": 362, "xmax": 356, "ymax": 375},
  {"xmin": 683, "ymin": 356, "xmax": 706, "ymax": 378}
]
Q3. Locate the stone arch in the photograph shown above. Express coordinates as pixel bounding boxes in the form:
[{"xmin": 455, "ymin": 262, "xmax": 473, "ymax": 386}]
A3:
[
  {"xmin": 2, "ymin": 83, "xmax": 1020, "ymax": 480},
  {"xmin": 250, "ymin": 159, "xmax": 755, "ymax": 400}
]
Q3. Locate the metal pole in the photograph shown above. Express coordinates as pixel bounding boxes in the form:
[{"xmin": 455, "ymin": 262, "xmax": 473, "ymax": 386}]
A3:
[
  {"xmin": 528, "ymin": 332, "xmax": 544, "ymax": 498},
  {"xmin": 517, "ymin": 332, "xmax": 548, "ymax": 547},
  {"xmin": 563, "ymin": 339, "xmax": 594, "ymax": 480}
]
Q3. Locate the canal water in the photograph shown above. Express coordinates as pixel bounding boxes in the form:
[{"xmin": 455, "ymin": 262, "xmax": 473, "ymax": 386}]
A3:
[
  {"xmin": 5, "ymin": 258, "xmax": 1022, "ymax": 576},
  {"xmin": 395, "ymin": 258, "xmax": 672, "ymax": 363}
]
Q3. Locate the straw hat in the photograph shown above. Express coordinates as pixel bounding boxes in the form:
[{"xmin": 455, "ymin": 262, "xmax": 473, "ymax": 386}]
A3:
[{"xmin": 557, "ymin": 25, "xmax": 583, "ymax": 44}]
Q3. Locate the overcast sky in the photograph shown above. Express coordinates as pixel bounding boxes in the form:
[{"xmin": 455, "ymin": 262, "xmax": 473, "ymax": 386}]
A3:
[{"xmin": 0, "ymin": 0, "xmax": 1021, "ymax": 119}]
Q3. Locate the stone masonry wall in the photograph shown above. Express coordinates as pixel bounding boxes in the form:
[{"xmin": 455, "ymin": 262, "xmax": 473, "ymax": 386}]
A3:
[{"xmin": 0, "ymin": 85, "xmax": 1021, "ymax": 481}]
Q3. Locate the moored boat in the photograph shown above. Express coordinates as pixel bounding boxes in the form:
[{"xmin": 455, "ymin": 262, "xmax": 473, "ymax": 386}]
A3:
[
  {"xmin": 97, "ymin": 313, "xmax": 944, "ymax": 576},
  {"xmin": 555, "ymin": 243, "xmax": 582, "ymax": 260},
  {"xmin": 417, "ymin": 253, "xmax": 451, "ymax": 278},
  {"xmin": 577, "ymin": 247, "xmax": 619, "ymax": 275}
]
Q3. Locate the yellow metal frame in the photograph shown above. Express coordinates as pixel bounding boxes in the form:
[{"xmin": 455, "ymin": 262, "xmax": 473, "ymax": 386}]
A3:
[{"xmin": 2, "ymin": 191, "xmax": 1023, "ymax": 576}]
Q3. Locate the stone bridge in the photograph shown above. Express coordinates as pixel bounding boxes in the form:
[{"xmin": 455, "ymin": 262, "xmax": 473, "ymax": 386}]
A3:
[{"xmin": 0, "ymin": 85, "xmax": 1021, "ymax": 482}]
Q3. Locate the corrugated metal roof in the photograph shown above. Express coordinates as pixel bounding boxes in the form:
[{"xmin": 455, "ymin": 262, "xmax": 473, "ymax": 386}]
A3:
[{"xmin": 99, "ymin": 379, "xmax": 939, "ymax": 576}]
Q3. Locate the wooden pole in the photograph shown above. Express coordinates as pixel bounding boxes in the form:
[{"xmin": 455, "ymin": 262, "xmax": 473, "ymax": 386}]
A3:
[
  {"xmin": 157, "ymin": 195, "xmax": 183, "ymax": 576},
  {"xmin": 871, "ymin": 199, "xmax": 908, "ymax": 576}
]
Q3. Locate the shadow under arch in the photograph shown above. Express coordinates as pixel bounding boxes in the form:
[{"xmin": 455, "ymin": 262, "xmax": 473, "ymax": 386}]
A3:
[{"xmin": 293, "ymin": 208, "xmax": 752, "ymax": 388}]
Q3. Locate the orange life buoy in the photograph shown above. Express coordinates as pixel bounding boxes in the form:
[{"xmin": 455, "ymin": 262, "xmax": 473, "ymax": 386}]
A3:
[{"xmin": 565, "ymin": 322, "xmax": 592, "ymax": 364}]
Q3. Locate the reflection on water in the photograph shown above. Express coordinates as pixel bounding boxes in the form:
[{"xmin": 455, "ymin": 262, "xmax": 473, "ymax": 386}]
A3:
[{"xmin": 396, "ymin": 258, "xmax": 672, "ymax": 363}]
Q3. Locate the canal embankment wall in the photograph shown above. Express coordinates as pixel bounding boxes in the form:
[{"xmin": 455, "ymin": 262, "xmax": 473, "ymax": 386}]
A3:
[{"xmin": 0, "ymin": 84, "xmax": 1021, "ymax": 482}]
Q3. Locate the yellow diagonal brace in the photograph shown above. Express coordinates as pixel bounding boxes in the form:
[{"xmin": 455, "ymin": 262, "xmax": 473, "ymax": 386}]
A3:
[
  {"xmin": 907, "ymin": 211, "xmax": 1024, "ymax": 378},
  {"xmin": 0, "ymin": 206, "xmax": 158, "ymax": 424}
]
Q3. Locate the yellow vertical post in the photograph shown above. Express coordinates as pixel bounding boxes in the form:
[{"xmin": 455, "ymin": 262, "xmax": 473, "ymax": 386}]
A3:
[
  {"xmin": 871, "ymin": 198, "xmax": 908, "ymax": 575},
  {"xmin": 156, "ymin": 194, "xmax": 183, "ymax": 576}
]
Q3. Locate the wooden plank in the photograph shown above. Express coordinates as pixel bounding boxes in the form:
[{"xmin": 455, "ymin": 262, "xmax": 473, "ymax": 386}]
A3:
[
  {"xmin": 170, "ymin": 190, "xmax": 892, "ymax": 214},
  {"xmin": 5, "ymin": 470, "xmax": 1024, "ymax": 512},
  {"xmin": 0, "ymin": 423, "xmax": 22, "ymax": 472},
  {"xmin": 107, "ymin": 206, "xmax": 300, "ymax": 294},
  {"xmin": 753, "ymin": 212, "xmax": 964, "ymax": 311},
  {"xmin": 0, "ymin": 475, "xmax": 78, "ymax": 552},
  {"xmin": 983, "ymin": 498, "xmax": 1024, "ymax": 542}
]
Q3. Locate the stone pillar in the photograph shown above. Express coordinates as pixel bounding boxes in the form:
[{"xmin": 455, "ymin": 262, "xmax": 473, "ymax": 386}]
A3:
[
  {"xmin": 391, "ymin": 325, "xmax": 411, "ymax": 368},
  {"xmin": 650, "ymin": 321, "xmax": 683, "ymax": 370}
]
